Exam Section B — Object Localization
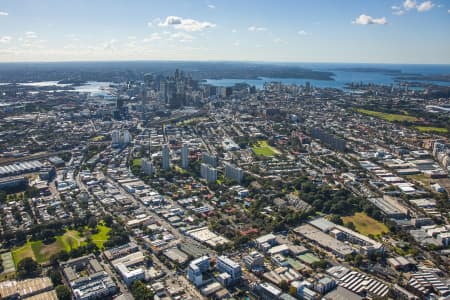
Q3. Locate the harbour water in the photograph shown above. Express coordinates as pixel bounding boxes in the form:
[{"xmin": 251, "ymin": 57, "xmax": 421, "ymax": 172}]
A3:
[{"xmin": 206, "ymin": 63, "xmax": 450, "ymax": 90}]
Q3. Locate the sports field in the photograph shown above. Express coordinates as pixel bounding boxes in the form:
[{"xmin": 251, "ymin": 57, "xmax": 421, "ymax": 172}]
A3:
[
  {"xmin": 414, "ymin": 126, "xmax": 448, "ymax": 133},
  {"xmin": 252, "ymin": 140, "xmax": 279, "ymax": 156},
  {"xmin": 356, "ymin": 108, "xmax": 418, "ymax": 122},
  {"xmin": 342, "ymin": 212, "xmax": 389, "ymax": 237}
]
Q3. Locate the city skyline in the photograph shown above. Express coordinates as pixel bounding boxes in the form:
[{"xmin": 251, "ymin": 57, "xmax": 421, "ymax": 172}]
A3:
[{"xmin": 0, "ymin": 0, "xmax": 449, "ymax": 64}]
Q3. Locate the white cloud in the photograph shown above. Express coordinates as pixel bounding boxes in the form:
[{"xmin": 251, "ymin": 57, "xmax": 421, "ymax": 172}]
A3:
[
  {"xmin": 0, "ymin": 11, "xmax": 8, "ymax": 16},
  {"xmin": 207, "ymin": 4, "xmax": 215, "ymax": 9},
  {"xmin": 231, "ymin": 29, "xmax": 237, "ymax": 33},
  {"xmin": 352, "ymin": 14, "xmax": 387, "ymax": 25},
  {"xmin": 402, "ymin": 0, "xmax": 434, "ymax": 12},
  {"xmin": 404, "ymin": 0, "xmax": 417, "ymax": 10},
  {"xmin": 25, "ymin": 31, "xmax": 38, "ymax": 39},
  {"xmin": 392, "ymin": 5, "xmax": 405, "ymax": 15},
  {"xmin": 158, "ymin": 16, "xmax": 216, "ymax": 31},
  {"xmin": 0, "ymin": 36, "xmax": 11, "ymax": 43},
  {"xmin": 103, "ymin": 39, "xmax": 117, "ymax": 50},
  {"xmin": 169, "ymin": 32, "xmax": 194, "ymax": 42},
  {"xmin": 298, "ymin": 30, "xmax": 309, "ymax": 36},
  {"xmin": 233, "ymin": 40, "xmax": 240, "ymax": 47},
  {"xmin": 142, "ymin": 33, "xmax": 162, "ymax": 42},
  {"xmin": 448, "ymin": 9, "xmax": 450, "ymax": 13},
  {"xmin": 273, "ymin": 38, "xmax": 286, "ymax": 44},
  {"xmin": 147, "ymin": 18, "xmax": 161, "ymax": 28},
  {"xmin": 248, "ymin": 26, "xmax": 267, "ymax": 32},
  {"xmin": 417, "ymin": 1, "xmax": 434, "ymax": 12},
  {"xmin": 393, "ymin": 10, "xmax": 405, "ymax": 15}
]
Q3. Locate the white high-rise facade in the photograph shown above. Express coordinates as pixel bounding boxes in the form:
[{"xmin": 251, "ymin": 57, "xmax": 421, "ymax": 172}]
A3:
[
  {"xmin": 181, "ymin": 143, "xmax": 189, "ymax": 169},
  {"xmin": 162, "ymin": 144, "xmax": 170, "ymax": 170}
]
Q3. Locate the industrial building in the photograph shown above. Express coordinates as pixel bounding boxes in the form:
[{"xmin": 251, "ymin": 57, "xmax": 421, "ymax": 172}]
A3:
[
  {"xmin": 294, "ymin": 224, "xmax": 354, "ymax": 258},
  {"xmin": 0, "ymin": 160, "xmax": 42, "ymax": 177},
  {"xmin": 327, "ymin": 265, "xmax": 389, "ymax": 298},
  {"xmin": 0, "ymin": 277, "xmax": 56, "ymax": 300}
]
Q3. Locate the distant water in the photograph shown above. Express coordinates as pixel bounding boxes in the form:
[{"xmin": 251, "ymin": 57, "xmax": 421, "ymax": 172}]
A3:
[
  {"xmin": 0, "ymin": 81, "xmax": 114, "ymax": 97},
  {"xmin": 206, "ymin": 63, "xmax": 450, "ymax": 90}
]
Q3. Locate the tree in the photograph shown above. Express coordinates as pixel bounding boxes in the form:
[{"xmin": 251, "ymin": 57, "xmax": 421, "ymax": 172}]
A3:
[
  {"xmin": 131, "ymin": 280, "xmax": 154, "ymax": 300},
  {"xmin": 279, "ymin": 280, "xmax": 289, "ymax": 292},
  {"xmin": 103, "ymin": 215, "xmax": 114, "ymax": 227},
  {"xmin": 47, "ymin": 269, "xmax": 62, "ymax": 285},
  {"xmin": 311, "ymin": 260, "xmax": 329, "ymax": 270},
  {"xmin": 87, "ymin": 216, "xmax": 97, "ymax": 229},
  {"xmin": 17, "ymin": 257, "xmax": 40, "ymax": 279},
  {"xmin": 55, "ymin": 285, "xmax": 71, "ymax": 300},
  {"xmin": 345, "ymin": 221, "xmax": 356, "ymax": 231},
  {"xmin": 329, "ymin": 214, "xmax": 343, "ymax": 225}
]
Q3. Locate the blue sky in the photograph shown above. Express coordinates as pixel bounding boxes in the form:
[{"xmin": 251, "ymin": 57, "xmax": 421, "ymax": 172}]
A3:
[{"xmin": 0, "ymin": 0, "xmax": 449, "ymax": 63}]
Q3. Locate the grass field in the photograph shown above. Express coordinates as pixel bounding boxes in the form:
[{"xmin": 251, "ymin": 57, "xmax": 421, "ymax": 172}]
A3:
[
  {"xmin": 90, "ymin": 224, "xmax": 111, "ymax": 249},
  {"xmin": 414, "ymin": 126, "xmax": 448, "ymax": 133},
  {"xmin": 356, "ymin": 108, "xmax": 418, "ymax": 122},
  {"xmin": 12, "ymin": 242, "xmax": 37, "ymax": 265},
  {"xmin": 252, "ymin": 140, "xmax": 279, "ymax": 157},
  {"xmin": 91, "ymin": 135, "xmax": 105, "ymax": 142},
  {"xmin": 12, "ymin": 228, "xmax": 94, "ymax": 265},
  {"xmin": 132, "ymin": 158, "xmax": 142, "ymax": 167},
  {"xmin": 342, "ymin": 212, "xmax": 389, "ymax": 237}
]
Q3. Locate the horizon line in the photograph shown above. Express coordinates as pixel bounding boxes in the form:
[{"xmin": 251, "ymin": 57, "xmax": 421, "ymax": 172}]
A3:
[{"xmin": 0, "ymin": 59, "xmax": 449, "ymax": 66}]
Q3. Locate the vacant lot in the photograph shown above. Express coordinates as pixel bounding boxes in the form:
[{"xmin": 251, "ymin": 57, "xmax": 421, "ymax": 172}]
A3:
[
  {"xmin": 356, "ymin": 108, "xmax": 418, "ymax": 122},
  {"xmin": 342, "ymin": 212, "xmax": 389, "ymax": 237},
  {"xmin": 252, "ymin": 140, "xmax": 279, "ymax": 157},
  {"xmin": 406, "ymin": 174, "xmax": 430, "ymax": 188},
  {"xmin": 414, "ymin": 126, "xmax": 448, "ymax": 134}
]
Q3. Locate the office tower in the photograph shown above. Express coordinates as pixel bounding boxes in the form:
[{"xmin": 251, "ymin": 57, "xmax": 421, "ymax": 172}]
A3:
[
  {"xmin": 181, "ymin": 143, "xmax": 189, "ymax": 169},
  {"xmin": 187, "ymin": 256, "xmax": 210, "ymax": 287},
  {"xmin": 162, "ymin": 144, "xmax": 170, "ymax": 170},
  {"xmin": 216, "ymin": 256, "xmax": 242, "ymax": 285},
  {"xmin": 143, "ymin": 73, "xmax": 154, "ymax": 87},
  {"xmin": 224, "ymin": 163, "xmax": 244, "ymax": 183},
  {"xmin": 200, "ymin": 163, "xmax": 218, "ymax": 182},
  {"xmin": 159, "ymin": 80, "xmax": 167, "ymax": 101}
]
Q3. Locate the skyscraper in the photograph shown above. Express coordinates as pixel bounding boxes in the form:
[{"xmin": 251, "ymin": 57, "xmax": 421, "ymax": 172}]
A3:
[
  {"xmin": 162, "ymin": 144, "xmax": 170, "ymax": 170},
  {"xmin": 181, "ymin": 143, "xmax": 189, "ymax": 169}
]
